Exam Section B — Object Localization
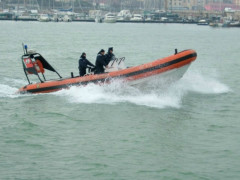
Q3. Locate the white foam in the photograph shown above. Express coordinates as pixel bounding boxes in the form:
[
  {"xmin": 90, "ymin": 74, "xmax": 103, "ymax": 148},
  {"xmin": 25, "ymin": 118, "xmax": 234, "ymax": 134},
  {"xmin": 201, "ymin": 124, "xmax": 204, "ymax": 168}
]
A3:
[
  {"xmin": 53, "ymin": 70, "xmax": 230, "ymax": 109},
  {"xmin": 0, "ymin": 77, "xmax": 28, "ymax": 98},
  {"xmin": 0, "ymin": 84, "xmax": 19, "ymax": 98},
  {"xmin": 53, "ymin": 80, "xmax": 183, "ymax": 108},
  {"xmin": 1, "ymin": 69, "xmax": 228, "ymax": 108},
  {"xmin": 179, "ymin": 70, "xmax": 231, "ymax": 94}
]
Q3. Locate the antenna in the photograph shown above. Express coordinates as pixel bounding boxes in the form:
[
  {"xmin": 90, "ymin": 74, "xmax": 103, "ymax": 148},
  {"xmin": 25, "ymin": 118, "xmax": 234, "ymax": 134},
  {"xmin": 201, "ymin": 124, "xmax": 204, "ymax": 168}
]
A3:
[
  {"xmin": 22, "ymin": 43, "xmax": 25, "ymax": 54},
  {"xmin": 24, "ymin": 44, "xmax": 28, "ymax": 54},
  {"xmin": 22, "ymin": 43, "xmax": 27, "ymax": 54}
]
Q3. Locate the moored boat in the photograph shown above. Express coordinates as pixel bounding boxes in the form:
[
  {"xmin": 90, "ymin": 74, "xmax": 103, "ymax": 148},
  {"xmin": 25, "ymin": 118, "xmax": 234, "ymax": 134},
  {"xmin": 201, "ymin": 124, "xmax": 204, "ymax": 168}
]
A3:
[
  {"xmin": 104, "ymin": 13, "xmax": 117, "ymax": 23},
  {"xmin": 197, "ymin": 19, "xmax": 209, "ymax": 25},
  {"xmin": 130, "ymin": 14, "xmax": 143, "ymax": 21},
  {"xmin": 18, "ymin": 46, "xmax": 197, "ymax": 94},
  {"xmin": 228, "ymin": 21, "xmax": 240, "ymax": 27},
  {"xmin": 95, "ymin": 16, "xmax": 103, "ymax": 23},
  {"xmin": 38, "ymin": 14, "xmax": 50, "ymax": 22},
  {"xmin": 62, "ymin": 15, "xmax": 72, "ymax": 22},
  {"xmin": 117, "ymin": 10, "xmax": 132, "ymax": 21}
]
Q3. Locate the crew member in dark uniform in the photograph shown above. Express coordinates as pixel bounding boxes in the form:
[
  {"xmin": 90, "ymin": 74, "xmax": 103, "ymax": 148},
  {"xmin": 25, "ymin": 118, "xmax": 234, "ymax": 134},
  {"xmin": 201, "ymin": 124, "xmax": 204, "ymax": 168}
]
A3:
[
  {"xmin": 95, "ymin": 49, "xmax": 108, "ymax": 74},
  {"xmin": 78, "ymin": 52, "xmax": 95, "ymax": 76},
  {"xmin": 105, "ymin": 47, "xmax": 115, "ymax": 65}
]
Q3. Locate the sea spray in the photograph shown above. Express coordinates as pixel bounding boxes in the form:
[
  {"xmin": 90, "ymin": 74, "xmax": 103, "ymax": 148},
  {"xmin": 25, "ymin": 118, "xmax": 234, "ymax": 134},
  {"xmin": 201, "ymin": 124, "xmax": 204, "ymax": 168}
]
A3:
[
  {"xmin": 179, "ymin": 70, "xmax": 231, "ymax": 94},
  {"xmin": 0, "ymin": 69, "xmax": 230, "ymax": 108},
  {"xmin": 53, "ymin": 70, "xmax": 230, "ymax": 109},
  {"xmin": 0, "ymin": 84, "xmax": 19, "ymax": 98},
  {"xmin": 52, "ymin": 80, "xmax": 185, "ymax": 109}
]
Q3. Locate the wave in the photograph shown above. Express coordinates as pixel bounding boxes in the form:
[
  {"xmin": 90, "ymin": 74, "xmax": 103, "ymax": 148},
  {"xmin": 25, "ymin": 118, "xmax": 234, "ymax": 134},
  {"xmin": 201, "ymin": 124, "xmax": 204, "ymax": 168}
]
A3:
[
  {"xmin": 0, "ymin": 84, "xmax": 19, "ymax": 98},
  {"xmin": 0, "ymin": 70, "xmax": 230, "ymax": 108},
  {"xmin": 0, "ymin": 78, "xmax": 26, "ymax": 98},
  {"xmin": 179, "ymin": 70, "xmax": 230, "ymax": 94},
  {"xmin": 53, "ymin": 70, "xmax": 230, "ymax": 109}
]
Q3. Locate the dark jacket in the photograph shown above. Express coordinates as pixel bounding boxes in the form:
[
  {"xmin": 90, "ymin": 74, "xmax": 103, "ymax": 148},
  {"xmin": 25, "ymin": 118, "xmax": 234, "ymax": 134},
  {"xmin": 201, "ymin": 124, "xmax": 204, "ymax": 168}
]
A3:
[
  {"xmin": 105, "ymin": 51, "xmax": 115, "ymax": 65},
  {"xmin": 95, "ymin": 53, "xmax": 107, "ymax": 74},
  {"xmin": 79, "ymin": 56, "xmax": 94, "ymax": 69},
  {"xmin": 79, "ymin": 56, "xmax": 94, "ymax": 76}
]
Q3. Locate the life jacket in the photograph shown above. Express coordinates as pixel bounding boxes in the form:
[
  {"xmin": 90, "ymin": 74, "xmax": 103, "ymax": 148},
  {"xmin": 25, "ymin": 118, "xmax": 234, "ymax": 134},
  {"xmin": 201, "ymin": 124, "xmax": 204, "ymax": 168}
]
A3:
[
  {"xmin": 23, "ymin": 58, "xmax": 44, "ymax": 74},
  {"xmin": 34, "ymin": 59, "xmax": 44, "ymax": 73}
]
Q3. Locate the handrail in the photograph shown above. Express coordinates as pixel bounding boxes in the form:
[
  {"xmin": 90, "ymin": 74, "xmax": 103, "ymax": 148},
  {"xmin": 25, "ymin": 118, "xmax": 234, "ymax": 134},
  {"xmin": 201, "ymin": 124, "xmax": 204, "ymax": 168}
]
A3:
[{"xmin": 118, "ymin": 57, "xmax": 125, "ymax": 65}]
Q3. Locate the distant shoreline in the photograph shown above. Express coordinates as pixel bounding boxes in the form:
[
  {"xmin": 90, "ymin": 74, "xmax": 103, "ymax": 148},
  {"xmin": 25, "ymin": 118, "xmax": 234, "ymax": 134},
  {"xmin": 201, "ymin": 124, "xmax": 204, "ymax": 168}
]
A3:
[{"xmin": 0, "ymin": 18, "xmax": 197, "ymax": 24}]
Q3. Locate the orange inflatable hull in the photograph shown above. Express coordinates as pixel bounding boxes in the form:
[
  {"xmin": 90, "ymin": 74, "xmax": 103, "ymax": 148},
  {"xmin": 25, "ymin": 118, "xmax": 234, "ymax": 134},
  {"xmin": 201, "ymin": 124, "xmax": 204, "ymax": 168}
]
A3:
[{"xmin": 18, "ymin": 49, "xmax": 197, "ymax": 94}]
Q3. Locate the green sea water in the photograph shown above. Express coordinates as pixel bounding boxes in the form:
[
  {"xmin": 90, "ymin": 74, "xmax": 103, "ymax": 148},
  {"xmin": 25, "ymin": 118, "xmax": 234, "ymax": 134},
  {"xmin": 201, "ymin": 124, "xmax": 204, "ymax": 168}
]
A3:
[{"xmin": 0, "ymin": 21, "xmax": 239, "ymax": 180}]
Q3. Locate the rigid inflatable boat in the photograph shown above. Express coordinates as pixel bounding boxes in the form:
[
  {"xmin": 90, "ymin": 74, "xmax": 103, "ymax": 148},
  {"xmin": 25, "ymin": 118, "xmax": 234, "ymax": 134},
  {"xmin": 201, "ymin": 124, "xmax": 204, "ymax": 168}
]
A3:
[{"xmin": 18, "ymin": 46, "xmax": 197, "ymax": 94}]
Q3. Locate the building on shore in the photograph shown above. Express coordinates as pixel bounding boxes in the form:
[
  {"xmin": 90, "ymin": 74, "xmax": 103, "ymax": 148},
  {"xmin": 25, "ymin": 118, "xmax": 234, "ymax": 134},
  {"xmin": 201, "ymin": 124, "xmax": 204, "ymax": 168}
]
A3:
[
  {"xmin": 235, "ymin": 0, "xmax": 240, "ymax": 6},
  {"xmin": 205, "ymin": 2, "xmax": 240, "ymax": 11}
]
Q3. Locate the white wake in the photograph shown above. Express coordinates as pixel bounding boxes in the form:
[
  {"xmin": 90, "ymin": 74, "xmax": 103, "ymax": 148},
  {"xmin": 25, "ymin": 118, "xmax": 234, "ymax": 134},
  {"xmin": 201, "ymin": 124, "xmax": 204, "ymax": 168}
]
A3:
[{"xmin": 53, "ymin": 70, "xmax": 230, "ymax": 108}]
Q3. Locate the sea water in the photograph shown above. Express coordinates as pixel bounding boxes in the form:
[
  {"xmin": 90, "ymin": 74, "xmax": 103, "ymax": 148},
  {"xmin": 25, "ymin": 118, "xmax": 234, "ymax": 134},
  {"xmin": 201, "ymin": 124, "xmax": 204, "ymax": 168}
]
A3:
[{"xmin": 0, "ymin": 21, "xmax": 239, "ymax": 180}]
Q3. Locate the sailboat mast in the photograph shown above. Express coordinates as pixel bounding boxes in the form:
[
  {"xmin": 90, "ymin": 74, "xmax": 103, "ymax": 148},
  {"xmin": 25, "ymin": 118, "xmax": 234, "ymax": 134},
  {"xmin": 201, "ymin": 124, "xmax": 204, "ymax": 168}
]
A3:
[
  {"xmin": 165, "ymin": 0, "xmax": 168, "ymax": 11},
  {"xmin": 71, "ymin": 0, "xmax": 73, "ymax": 12},
  {"xmin": 17, "ymin": 0, "xmax": 19, "ymax": 13}
]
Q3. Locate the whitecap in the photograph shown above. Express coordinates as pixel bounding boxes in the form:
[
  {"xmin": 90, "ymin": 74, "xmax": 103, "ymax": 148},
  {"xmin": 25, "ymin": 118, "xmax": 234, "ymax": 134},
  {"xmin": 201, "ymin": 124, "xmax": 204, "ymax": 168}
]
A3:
[
  {"xmin": 52, "ymin": 69, "xmax": 230, "ymax": 109},
  {"xmin": 179, "ymin": 70, "xmax": 231, "ymax": 94},
  {"xmin": 53, "ymin": 80, "xmax": 184, "ymax": 109},
  {"xmin": 0, "ymin": 84, "xmax": 20, "ymax": 98}
]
